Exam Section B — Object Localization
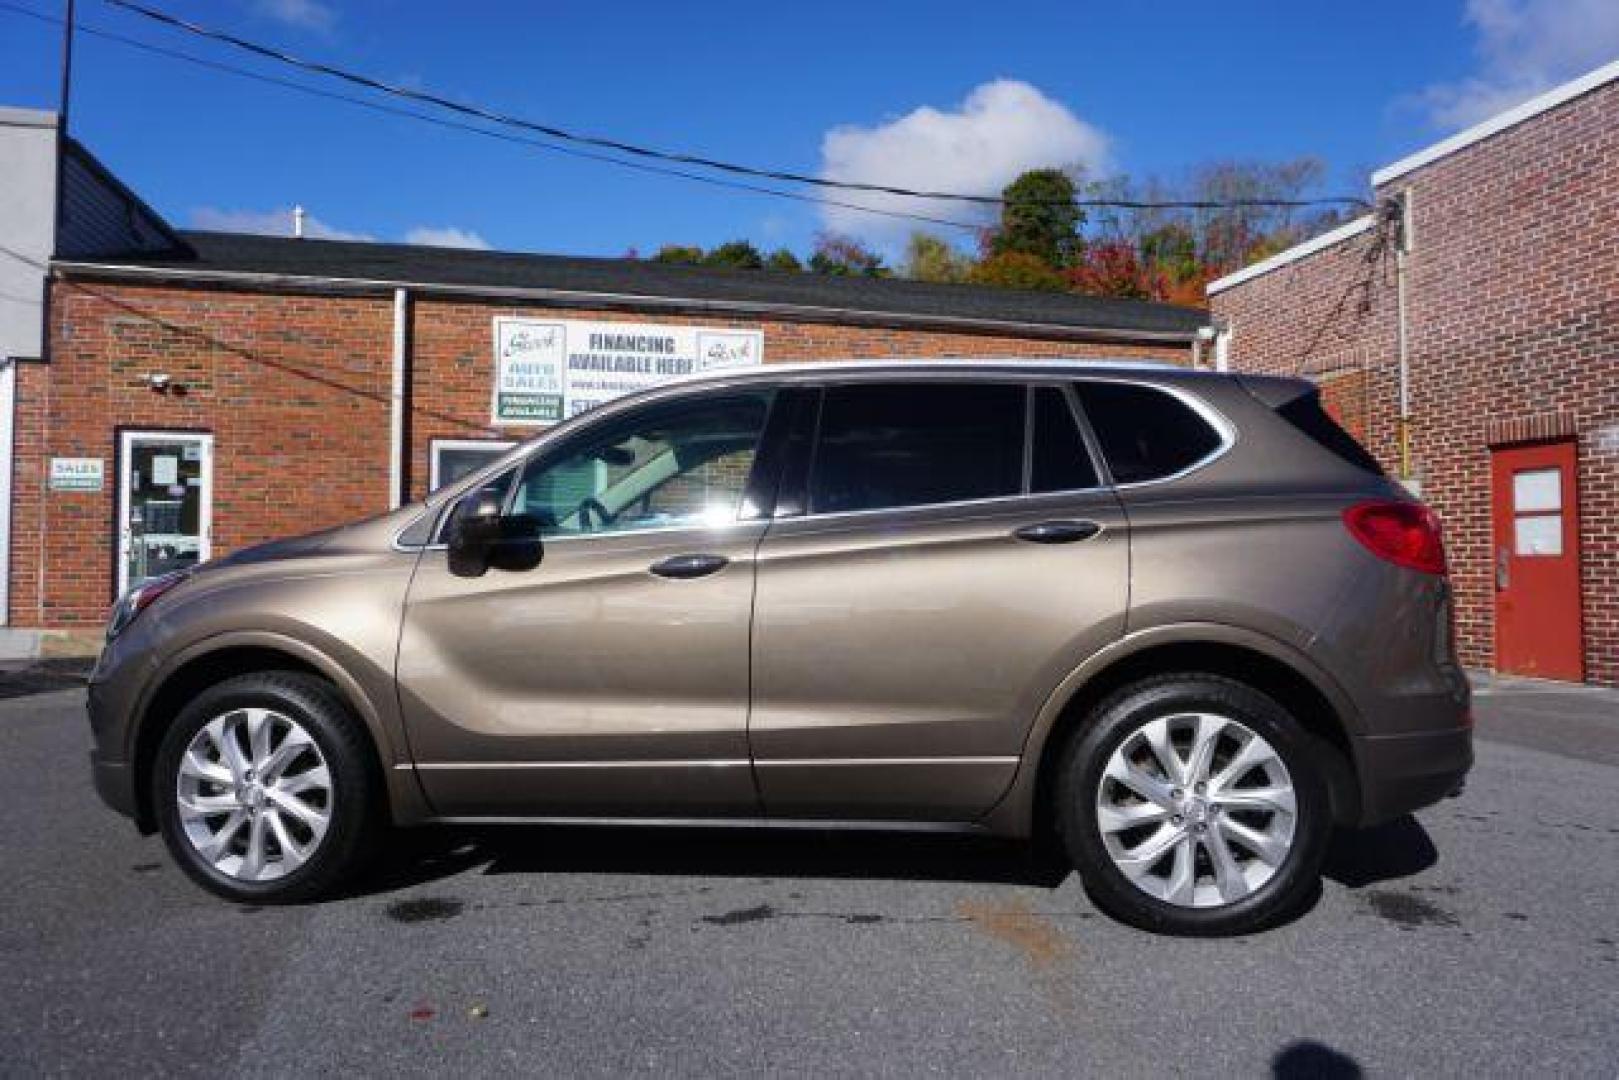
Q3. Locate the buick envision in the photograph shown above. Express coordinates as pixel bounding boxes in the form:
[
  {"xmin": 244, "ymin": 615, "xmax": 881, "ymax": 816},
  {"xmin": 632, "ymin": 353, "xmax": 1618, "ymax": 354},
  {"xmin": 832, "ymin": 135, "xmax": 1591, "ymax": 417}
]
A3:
[{"xmin": 88, "ymin": 361, "xmax": 1471, "ymax": 934}]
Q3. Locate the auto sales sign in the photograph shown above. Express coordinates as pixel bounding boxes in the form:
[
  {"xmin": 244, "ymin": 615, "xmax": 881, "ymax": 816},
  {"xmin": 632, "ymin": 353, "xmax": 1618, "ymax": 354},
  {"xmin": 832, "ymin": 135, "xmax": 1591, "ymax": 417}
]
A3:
[{"xmin": 492, "ymin": 317, "xmax": 764, "ymax": 425}]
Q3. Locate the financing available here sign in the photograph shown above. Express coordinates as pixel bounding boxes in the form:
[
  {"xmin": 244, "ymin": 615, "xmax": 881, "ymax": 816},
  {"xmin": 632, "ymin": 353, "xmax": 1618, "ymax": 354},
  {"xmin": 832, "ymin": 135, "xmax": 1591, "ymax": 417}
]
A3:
[{"xmin": 492, "ymin": 317, "xmax": 763, "ymax": 425}]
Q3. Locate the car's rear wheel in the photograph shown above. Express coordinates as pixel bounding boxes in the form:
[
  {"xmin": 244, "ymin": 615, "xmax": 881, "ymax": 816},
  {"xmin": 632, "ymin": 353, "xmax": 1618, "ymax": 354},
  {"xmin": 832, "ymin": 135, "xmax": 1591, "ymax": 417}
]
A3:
[
  {"xmin": 154, "ymin": 671, "xmax": 378, "ymax": 903},
  {"xmin": 1055, "ymin": 674, "xmax": 1331, "ymax": 936}
]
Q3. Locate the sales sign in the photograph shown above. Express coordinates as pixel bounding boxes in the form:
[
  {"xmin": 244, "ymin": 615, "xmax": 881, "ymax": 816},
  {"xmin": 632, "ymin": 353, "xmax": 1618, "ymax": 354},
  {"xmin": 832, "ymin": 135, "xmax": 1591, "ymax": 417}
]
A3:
[
  {"xmin": 492, "ymin": 317, "xmax": 764, "ymax": 425},
  {"xmin": 49, "ymin": 457, "xmax": 104, "ymax": 492}
]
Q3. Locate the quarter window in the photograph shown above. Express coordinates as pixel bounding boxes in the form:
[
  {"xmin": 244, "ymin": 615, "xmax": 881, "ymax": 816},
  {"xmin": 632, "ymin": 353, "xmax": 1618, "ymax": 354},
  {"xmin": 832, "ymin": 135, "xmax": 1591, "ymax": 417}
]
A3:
[
  {"xmin": 510, "ymin": 393, "xmax": 771, "ymax": 536},
  {"xmin": 808, "ymin": 383, "xmax": 1025, "ymax": 513},
  {"xmin": 1075, "ymin": 381, "xmax": 1223, "ymax": 484},
  {"xmin": 1031, "ymin": 387, "xmax": 1100, "ymax": 492}
]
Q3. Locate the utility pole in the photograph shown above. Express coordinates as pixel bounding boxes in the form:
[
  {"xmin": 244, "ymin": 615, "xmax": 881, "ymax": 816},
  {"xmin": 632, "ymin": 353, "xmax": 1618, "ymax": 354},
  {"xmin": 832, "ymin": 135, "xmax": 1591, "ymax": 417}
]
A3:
[
  {"xmin": 57, "ymin": 0, "xmax": 76, "ymax": 135},
  {"xmin": 53, "ymin": 0, "xmax": 76, "ymax": 247}
]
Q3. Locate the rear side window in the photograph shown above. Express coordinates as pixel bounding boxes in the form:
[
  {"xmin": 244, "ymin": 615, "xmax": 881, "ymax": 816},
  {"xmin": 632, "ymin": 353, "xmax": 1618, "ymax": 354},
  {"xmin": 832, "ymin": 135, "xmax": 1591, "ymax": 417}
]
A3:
[
  {"xmin": 1031, "ymin": 387, "xmax": 1100, "ymax": 492},
  {"xmin": 810, "ymin": 383, "xmax": 1025, "ymax": 513},
  {"xmin": 1075, "ymin": 381, "xmax": 1223, "ymax": 484},
  {"xmin": 1276, "ymin": 392, "xmax": 1385, "ymax": 475}
]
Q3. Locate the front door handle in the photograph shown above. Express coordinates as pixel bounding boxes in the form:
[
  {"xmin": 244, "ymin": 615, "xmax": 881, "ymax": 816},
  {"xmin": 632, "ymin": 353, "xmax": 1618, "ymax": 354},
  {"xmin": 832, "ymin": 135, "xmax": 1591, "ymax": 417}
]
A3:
[
  {"xmin": 649, "ymin": 553, "xmax": 730, "ymax": 579},
  {"xmin": 1496, "ymin": 545, "xmax": 1510, "ymax": 591},
  {"xmin": 1013, "ymin": 520, "xmax": 1102, "ymax": 545}
]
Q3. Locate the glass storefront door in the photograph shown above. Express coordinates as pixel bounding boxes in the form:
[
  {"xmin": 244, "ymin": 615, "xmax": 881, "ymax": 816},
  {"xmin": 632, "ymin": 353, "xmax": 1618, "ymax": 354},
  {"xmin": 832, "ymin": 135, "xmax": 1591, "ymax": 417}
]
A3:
[{"xmin": 118, "ymin": 431, "xmax": 212, "ymax": 594}]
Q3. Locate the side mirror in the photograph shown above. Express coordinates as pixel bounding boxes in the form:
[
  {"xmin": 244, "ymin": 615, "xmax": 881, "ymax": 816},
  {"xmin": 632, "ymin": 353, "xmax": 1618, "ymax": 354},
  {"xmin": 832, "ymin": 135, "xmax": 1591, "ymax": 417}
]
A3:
[{"xmin": 446, "ymin": 494, "xmax": 542, "ymax": 577}]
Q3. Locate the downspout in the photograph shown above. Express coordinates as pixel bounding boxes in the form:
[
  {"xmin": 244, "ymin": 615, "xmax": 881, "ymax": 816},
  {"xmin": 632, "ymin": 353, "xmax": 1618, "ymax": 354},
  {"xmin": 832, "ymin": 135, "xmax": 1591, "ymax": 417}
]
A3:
[
  {"xmin": 1390, "ymin": 191, "xmax": 1414, "ymax": 481},
  {"xmin": 0, "ymin": 357, "xmax": 13, "ymax": 626},
  {"xmin": 389, "ymin": 287, "xmax": 409, "ymax": 508}
]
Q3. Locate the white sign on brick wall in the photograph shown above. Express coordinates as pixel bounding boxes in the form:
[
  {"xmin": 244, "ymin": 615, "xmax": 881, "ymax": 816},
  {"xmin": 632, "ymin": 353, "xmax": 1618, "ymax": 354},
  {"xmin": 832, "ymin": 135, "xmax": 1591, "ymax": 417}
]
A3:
[
  {"xmin": 492, "ymin": 317, "xmax": 763, "ymax": 425},
  {"xmin": 49, "ymin": 457, "xmax": 104, "ymax": 492}
]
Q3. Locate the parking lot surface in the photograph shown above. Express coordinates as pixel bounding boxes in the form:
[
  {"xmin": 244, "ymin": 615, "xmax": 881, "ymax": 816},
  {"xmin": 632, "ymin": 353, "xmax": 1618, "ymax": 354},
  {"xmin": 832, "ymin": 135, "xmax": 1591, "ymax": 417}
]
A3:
[{"xmin": 1, "ymin": 679, "xmax": 1615, "ymax": 1077}]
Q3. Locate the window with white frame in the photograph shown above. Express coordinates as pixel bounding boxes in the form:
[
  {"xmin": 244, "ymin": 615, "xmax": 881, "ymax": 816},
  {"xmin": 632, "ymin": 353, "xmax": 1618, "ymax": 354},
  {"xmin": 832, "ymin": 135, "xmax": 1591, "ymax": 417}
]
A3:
[{"xmin": 429, "ymin": 438, "xmax": 517, "ymax": 492}]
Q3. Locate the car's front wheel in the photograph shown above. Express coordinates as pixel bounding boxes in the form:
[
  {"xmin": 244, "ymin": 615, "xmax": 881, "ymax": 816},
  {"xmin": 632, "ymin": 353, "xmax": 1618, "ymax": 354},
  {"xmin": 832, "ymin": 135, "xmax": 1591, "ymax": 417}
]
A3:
[
  {"xmin": 154, "ymin": 671, "xmax": 378, "ymax": 903},
  {"xmin": 1055, "ymin": 674, "xmax": 1331, "ymax": 936}
]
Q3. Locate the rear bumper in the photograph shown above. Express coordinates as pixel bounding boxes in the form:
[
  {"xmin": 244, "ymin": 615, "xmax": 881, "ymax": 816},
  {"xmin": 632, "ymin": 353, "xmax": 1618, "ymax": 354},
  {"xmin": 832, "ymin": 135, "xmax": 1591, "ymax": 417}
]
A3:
[{"xmin": 1351, "ymin": 725, "xmax": 1473, "ymax": 826}]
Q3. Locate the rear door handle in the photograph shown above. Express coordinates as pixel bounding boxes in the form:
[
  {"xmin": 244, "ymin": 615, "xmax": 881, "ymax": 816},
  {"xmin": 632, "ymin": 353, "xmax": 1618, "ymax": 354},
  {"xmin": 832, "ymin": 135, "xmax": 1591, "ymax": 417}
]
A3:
[
  {"xmin": 1013, "ymin": 520, "xmax": 1102, "ymax": 544},
  {"xmin": 649, "ymin": 553, "xmax": 730, "ymax": 579}
]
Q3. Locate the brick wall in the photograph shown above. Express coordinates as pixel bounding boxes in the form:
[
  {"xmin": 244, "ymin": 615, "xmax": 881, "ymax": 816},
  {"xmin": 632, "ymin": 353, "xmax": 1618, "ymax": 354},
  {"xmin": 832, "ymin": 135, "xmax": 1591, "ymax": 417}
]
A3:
[
  {"xmin": 1211, "ymin": 78, "xmax": 1619, "ymax": 685},
  {"xmin": 14, "ymin": 282, "xmax": 394, "ymax": 628},
  {"xmin": 15, "ymin": 279, "xmax": 1189, "ymax": 627}
]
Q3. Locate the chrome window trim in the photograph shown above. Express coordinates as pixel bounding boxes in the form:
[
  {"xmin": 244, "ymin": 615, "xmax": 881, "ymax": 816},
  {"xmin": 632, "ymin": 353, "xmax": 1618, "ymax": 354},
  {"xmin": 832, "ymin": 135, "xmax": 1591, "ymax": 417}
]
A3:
[{"xmin": 392, "ymin": 372, "xmax": 1236, "ymax": 548}]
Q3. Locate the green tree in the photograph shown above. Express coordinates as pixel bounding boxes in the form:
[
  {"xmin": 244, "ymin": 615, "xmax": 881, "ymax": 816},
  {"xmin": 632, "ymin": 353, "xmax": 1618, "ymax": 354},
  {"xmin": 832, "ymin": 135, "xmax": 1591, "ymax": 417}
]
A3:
[
  {"xmin": 808, "ymin": 233, "xmax": 888, "ymax": 277},
  {"xmin": 701, "ymin": 240, "xmax": 765, "ymax": 269},
  {"xmin": 966, "ymin": 251, "xmax": 1067, "ymax": 291},
  {"xmin": 902, "ymin": 232, "xmax": 972, "ymax": 283},
  {"xmin": 765, "ymin": 248, "xmax": 803, "ymax": 271},
  {"xmin": 988, "ymin": 168, "xmax": 1085, "ymax": 268},
  {"xmin": 650, "ymin": 244, "xmax": 704, "ymax": 265},
  {"xmin": 1138, "ymin": 223, "xmax": 1200, "ymax": 285}
]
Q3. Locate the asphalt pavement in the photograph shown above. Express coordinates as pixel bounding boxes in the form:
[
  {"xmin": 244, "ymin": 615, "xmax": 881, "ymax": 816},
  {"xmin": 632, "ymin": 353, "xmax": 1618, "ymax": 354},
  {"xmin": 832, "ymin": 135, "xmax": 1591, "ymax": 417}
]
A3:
[{"xmin": 1, "ymin": 677, "xmax": 1615, "ymax": 1077}]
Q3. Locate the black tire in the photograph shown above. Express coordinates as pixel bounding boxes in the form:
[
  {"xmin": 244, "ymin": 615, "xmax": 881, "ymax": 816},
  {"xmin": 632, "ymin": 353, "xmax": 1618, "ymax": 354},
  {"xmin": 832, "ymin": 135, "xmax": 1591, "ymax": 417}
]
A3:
[
  {"xmin": 1054, "ymin": 674, "xmax": 1331, "ymax": 936},
  {"xmin": 153, "ymin": 671, "xmax": 380, "ymax": 904}
]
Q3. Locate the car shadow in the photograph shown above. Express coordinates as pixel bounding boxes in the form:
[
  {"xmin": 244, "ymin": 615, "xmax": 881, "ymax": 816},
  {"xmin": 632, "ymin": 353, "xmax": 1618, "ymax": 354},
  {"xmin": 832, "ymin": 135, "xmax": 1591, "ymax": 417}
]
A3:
[
  {"xmin": 341, "ymin": 813, "xmax": 1438, "ymax": 907},
  {"xmin": 347, "ymin": 823, "xmax": 1071, "ymax": 900},
  {"xmin": 1321, "ymin": 815, "xmax": 1438, "ymax": 889}
]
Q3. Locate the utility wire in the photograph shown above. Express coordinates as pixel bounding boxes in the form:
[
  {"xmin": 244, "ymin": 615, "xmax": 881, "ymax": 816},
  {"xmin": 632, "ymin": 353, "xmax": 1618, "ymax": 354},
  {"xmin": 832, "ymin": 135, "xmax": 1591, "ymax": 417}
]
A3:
[
  {"xmin": 102, "ymin": 0, "xmax": 1372, "ymax": 214},
  {"xmin": 0, "ymin": 1, "xmax": 990, "ymax": 233}
]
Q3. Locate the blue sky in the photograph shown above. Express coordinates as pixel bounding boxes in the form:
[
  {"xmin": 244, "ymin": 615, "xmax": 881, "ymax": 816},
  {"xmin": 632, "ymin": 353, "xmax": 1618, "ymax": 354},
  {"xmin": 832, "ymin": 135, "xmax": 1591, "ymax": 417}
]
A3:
[{"xmin": 2, "ymin": 0, "xmax": 1616, "ymax": 259}]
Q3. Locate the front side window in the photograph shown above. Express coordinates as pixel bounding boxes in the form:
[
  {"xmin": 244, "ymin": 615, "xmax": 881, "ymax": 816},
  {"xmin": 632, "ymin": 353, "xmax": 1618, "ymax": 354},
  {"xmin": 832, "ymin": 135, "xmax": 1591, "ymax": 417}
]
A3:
[
  {"xmin": 808, "ymin": 383, "xmax": 1025, "ymax": 514},
  {"xmin": 1075, "ymin": 381, "xmax": 1224, "ymax": 484},
  {"xmin": 510, "ymin": 393, "xmax": 772, "ymax": 536}
]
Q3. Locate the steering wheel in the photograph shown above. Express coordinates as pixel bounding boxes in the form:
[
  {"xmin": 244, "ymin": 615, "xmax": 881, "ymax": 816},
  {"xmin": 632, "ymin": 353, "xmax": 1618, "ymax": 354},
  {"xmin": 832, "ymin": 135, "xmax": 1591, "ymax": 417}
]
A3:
[{"xmin": 577, "ymin": 496, "xmax": 615, "ymax": 530}]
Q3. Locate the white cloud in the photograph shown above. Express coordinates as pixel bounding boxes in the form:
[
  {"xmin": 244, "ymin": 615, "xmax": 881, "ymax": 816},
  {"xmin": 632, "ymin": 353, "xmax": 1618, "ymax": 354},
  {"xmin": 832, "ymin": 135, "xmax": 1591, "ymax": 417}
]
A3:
[
  {"xmin": 817, "ymin": 80, "xmax": 1110, "ymax": 247},
  {"xmin": 403, "ymin": 226, "xmax": 492, "ymax": 250},
  {"xmin": 190, "ymin": 206, "xmax": 374, "ymax": 242},
  {"xmin": 1413, "ymin": 0, "xmax": 1619, "ymax": 129},
  {"xmin": 252, "ymin": 0, "xmax": 336, "ymax": 34}
]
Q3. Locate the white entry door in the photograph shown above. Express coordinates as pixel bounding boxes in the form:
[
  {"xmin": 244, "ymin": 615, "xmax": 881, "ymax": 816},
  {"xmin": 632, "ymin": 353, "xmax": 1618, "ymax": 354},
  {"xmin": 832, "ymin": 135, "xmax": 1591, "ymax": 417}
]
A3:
[{"xmin": 118, "ymin": 430, "xmax": 213, "ymax": 595}]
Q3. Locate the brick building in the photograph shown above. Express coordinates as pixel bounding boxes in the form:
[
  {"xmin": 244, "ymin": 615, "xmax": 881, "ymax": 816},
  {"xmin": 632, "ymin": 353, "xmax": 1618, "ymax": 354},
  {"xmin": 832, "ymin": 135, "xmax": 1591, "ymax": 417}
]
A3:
[
  {"xmin": 1209, "ymin": 60, "xmax": 1619, "ymax": 685},
  {"xmin": 0, "ymin": 123, "xmax": 1207, "ymax": 641}
]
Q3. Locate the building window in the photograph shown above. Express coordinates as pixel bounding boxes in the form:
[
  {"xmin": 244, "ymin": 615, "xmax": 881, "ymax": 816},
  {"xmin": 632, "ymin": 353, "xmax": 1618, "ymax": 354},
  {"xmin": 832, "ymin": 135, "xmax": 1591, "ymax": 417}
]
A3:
[{"xmin": 430, "ymin": 438, "xmax": 517, "ymax": 491}]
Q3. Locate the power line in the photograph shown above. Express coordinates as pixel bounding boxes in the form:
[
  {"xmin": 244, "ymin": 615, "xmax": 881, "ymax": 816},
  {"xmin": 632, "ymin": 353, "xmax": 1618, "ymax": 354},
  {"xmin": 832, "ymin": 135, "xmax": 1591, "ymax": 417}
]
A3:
[
  {"xmin": 0, "ymin": 1, "xmax": 992, "ymax": 233},
  {"xmin": 102, "ymin": 0, "xmax": 1372, "ymax": 214}
]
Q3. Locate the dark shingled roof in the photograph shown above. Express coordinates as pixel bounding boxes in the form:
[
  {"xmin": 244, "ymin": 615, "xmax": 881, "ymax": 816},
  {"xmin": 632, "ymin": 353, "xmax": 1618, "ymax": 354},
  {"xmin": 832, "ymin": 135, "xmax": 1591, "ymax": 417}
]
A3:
[{"xmin": 64, "ymin": 230, "xmax": 1210, "ymax": 340}]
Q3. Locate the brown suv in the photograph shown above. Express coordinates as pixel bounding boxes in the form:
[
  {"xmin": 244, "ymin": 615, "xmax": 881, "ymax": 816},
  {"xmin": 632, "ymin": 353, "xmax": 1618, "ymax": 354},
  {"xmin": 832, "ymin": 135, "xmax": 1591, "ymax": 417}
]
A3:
[{"xmin": 87, "ymin": 361, "xmax": 1471, "ymax": 934}]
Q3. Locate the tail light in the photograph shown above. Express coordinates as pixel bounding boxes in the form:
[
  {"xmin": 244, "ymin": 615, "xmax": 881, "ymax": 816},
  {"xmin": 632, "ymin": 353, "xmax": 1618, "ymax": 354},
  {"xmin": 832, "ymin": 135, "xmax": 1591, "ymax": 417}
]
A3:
[{"xmin": 1342, "ymin": 500, "xmax": 1448, "ymax": 575}]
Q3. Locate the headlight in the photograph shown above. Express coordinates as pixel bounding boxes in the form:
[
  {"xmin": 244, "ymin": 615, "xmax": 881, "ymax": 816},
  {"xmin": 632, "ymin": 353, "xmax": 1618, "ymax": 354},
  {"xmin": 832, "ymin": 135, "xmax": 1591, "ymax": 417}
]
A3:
[{"xmin": 106, "ymin": 571, "xmax": 190, "ymax": 641}]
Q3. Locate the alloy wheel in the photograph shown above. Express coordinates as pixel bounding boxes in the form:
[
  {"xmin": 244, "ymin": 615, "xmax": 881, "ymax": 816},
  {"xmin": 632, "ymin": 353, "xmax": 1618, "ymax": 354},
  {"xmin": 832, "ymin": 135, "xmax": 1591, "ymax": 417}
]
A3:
[
  {"xmin": 1095, "ymin": 712, "xmax": 1297, "ymax": 908},
  {"xmin": 174, "ymin": 708, "xmax": 334, "ymax": 883}
]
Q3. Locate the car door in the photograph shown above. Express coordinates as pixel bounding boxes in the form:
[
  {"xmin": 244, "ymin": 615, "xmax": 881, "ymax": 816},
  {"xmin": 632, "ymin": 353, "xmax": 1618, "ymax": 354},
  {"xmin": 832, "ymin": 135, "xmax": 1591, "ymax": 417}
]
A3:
[
  {"xmin": 398, "ymin": 388, "xmax": 779, "ymax": 817},
  {"xmin": 749, "ymin": 379, "xmax": 1129, "ymax": 821}
]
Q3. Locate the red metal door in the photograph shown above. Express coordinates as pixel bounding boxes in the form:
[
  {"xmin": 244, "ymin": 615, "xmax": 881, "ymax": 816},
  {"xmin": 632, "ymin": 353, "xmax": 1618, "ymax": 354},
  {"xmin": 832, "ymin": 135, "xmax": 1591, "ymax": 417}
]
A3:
[{"xmin": 1491, "ymin": 440, "xmax": 1583, "ymax": 680}]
